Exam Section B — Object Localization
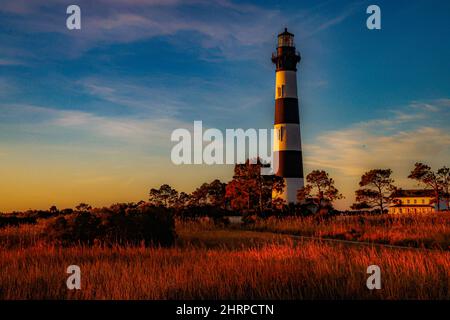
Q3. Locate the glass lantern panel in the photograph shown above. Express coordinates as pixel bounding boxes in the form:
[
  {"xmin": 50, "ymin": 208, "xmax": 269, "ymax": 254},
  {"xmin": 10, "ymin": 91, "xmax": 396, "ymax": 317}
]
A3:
[{"xmin": 278, "ymin": 35, "xmax": 294, "ymax": 47}]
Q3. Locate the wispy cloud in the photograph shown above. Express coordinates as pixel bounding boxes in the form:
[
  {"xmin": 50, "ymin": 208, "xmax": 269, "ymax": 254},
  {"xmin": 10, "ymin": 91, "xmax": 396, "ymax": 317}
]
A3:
[
  {"xmin": 52, "ymin": 109, "xmax": 188, "ymax": 144},
  {"xmin": 79, "ymin": 77, "xmax": 187, "ymax": 117},
  {"xmin": 306, "ymin": 126, "xmax": 450, "ymax": 176},
  {"xmin": 410, "ymin": 99, "xmax": 450, "ymax": 112},
  {"xmin": 304, "ymin": 3, "xmax": 360, "ymax": 37},
  {"xmin": 77, "ymin": 75, "xmax": 270, "ymax": 126},
  {"xmin": 303, "ymin": 99, "xmax": 450, "ymax": 208},
  {"xmin": 286, "ymin": 0, "xmax": 362, "ymax": 40},
  {"xmin": 0, "ymin": 103, "xmax": 190, "ymax": 149},
  {"xmin": 0, "ymin": 0, "xmax": 359, "ymax": 60},
  {"xmin": 0, "ymin": 0, "xmax": 277, "ymax": 58}
]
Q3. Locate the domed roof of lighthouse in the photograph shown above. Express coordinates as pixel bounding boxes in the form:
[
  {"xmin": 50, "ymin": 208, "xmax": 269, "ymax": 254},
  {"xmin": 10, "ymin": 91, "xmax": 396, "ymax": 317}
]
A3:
[{"xmin": 278, "ymin": 27, "xmax": 294, "ymax": 37}]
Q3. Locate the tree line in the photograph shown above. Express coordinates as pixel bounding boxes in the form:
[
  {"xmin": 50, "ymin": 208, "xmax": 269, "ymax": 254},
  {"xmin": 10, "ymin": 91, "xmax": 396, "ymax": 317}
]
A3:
[
  {"xmin": 146, "ymin": 161, "xmax": 450, "ymax": 216},
  {"xmin": 349, "ymin": 163, "xmax": 450, "ymax": 213},
  {"xmin": 2, "ymin": 161, "xmax": 447, "ymax": 219}
]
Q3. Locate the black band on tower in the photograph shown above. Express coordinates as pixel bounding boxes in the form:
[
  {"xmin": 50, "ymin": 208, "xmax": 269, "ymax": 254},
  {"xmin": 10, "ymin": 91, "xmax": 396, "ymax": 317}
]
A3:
[
  {"xmin": 271, "ymin": 48, "xmax": 301, "ymax": 72},
  {"xmin": 273, "ymin": 150, "xmax": 304, "ymax": 178},
  {"xmin": 275, "ymin": 98, "xmax": 300, "ymax": 124}
]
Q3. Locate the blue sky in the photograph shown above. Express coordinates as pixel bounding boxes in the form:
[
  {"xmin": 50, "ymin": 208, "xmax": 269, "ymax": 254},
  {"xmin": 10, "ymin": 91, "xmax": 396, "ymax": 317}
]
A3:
[{"xmin": 0, "ymin": 0, "xmax": 449, "ymax": 211}]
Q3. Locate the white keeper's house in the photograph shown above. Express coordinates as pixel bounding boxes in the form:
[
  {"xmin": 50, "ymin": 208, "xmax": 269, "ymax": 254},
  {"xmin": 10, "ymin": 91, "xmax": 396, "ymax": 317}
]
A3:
[{"xmin": 389, "ymin": 189, "xmax": 449, "ymax": 214}]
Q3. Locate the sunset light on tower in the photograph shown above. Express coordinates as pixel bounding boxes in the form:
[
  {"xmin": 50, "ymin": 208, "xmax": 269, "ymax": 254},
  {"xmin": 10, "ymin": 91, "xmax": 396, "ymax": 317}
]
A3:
[{"xmin": 272, "ymin": 28, "xmax": 303, "ymax": 204}]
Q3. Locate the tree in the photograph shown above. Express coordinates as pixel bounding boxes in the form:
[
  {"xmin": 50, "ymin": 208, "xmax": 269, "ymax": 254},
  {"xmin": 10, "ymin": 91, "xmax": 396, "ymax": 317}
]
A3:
[
  {"xmin": 149, "ymin": 188, "xmax": 163, "ymax": 206},
  {"xmin": 353, "ymin": 169, "xmax": 396, "ymax": 213},
  {"xmin": 269, "ymin": 175, "xmax": 285, "ymax": 210},
  {"xmin": 174, "ymin": 192, "xmax": 190, "ymax": 210},
  {"xmin": 225, "ymin": 159, "xmax": 284, "ymax": 213},
  {"xmin": 225, "ymin": 161, "xmax": 256, "ymax": 212},
  {"xmin": 159, "ymin": 184, "xmax": 179, "ymax": 208},
  {"xmin": 75, "ymin": 203, "xmax": 92, "ymax": 212},
  {"xmin": 190, "ymin": 183, "xmax": 209, "ymax": 206},
  {"xmin": 189, "ymin": 180, "xmax": 226, "ymax": 208},
  {"xmin": 408, "ymin": 163, "xmax": 441, "ymax": 210},
  {"xmin": 148, "ymin": 184, "xmax": 179, "ymax": 208},
  {"xmin": 225, "ymin": 176, "xmax": 250, "ymax": 212},
  {"xmin": 49, "ymin": 205, "xmax": 59, "ymax": 214},
  {"xmin": 297, "ymin": 170, "xmax": 343, "ymax": 214},
  {"xmin": 437, "ymin": 166, "xmax": 450, "ymax": 211},
  {"xmin": 204, "ymin": 179, "xmax": 226, "ymax": 207},
  {"xmin": 350, "ymin": 201, "xmax": 372, "ymax": 210}
]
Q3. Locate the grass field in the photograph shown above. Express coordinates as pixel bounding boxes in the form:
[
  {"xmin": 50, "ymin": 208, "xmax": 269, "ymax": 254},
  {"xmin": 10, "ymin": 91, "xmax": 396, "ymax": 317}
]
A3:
[
  {"xmin": 0, "ymin": 217, "xmax": 449, "ymax": 300},
  {"xmin": 246, "ymin": 214, "xmax": 450, "ymax": 250}
]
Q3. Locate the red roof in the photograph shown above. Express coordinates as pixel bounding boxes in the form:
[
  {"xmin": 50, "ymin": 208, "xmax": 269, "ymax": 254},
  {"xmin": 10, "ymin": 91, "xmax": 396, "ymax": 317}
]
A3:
[{"xmin": 391, "ymin": 189, "xmax": 435, "ymax": 198}]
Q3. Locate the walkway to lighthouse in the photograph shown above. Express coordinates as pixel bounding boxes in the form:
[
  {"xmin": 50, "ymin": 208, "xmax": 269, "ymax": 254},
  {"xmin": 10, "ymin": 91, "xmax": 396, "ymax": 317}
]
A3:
[{"xmin": 180, "ymin": 227, "xmax": 442, "ymax": 252}]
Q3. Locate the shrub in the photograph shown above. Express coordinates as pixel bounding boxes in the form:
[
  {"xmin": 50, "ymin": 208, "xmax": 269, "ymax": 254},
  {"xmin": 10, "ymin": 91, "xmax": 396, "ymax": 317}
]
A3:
[
  {"xmin": 43, "ymin": 204, "xmax": 176, "ymax": 247},
  {"xmin": 212, "ymin": 216, "xmax": 230, "ymax": 227},
  {"xmin": 0, "ymin": 215, "xmax": 36, "ymax": 228},
  {"xmin": 242, "ymin": 214, "xmax": 257, "ymax": 225},
  {"xmin": 176, "ymin": 205, "xmax": 230, "ymax": 220}
]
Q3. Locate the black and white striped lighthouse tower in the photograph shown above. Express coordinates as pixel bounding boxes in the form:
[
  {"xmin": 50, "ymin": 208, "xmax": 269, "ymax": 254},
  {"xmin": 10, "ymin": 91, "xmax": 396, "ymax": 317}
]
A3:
[{"xmin": 271, "ymin": 28, "xmax": 304, "ymax": 204}]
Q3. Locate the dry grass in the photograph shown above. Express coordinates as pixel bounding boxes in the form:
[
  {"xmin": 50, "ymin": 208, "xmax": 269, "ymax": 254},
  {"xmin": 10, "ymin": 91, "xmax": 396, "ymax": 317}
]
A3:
[
  {"xmin": 0, "ymin": 240, "xmax": 449, "ymax": 300},
  {"xmin": 0, "ymin": 223, "xmax": 44, "ymax": 249},
  {"xmin": 247, "ymin": 214, "xmax": 450, "ymax": 249},
  {"xmin": 0, "ymin": 220, "xmax": 449, "ymax": 300}
]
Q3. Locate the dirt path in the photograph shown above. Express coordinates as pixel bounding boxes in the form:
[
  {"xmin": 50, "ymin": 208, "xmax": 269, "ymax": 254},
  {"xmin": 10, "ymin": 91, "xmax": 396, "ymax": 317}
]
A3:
[{"xmin": 179, "ymin": 227, "xmax": 442, "ymax": 251}]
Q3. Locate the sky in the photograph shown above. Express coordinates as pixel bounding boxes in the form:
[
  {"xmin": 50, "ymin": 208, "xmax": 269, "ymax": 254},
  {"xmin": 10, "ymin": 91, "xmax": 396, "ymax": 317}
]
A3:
[{"xmin": 0, "ymin": 0, "xmax": 449, "ymax": 211}]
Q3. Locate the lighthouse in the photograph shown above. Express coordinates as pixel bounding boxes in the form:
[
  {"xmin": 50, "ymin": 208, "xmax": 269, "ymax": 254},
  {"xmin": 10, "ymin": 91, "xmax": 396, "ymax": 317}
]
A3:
[{"xmin": 271, "ymin": 28, "xmax": 304, "ymax": 204}]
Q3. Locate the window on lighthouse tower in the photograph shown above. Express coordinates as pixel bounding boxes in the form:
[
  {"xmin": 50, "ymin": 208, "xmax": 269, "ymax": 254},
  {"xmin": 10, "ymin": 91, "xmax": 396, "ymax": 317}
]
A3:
[
  {"xmin": 278, "ymin": 127, "xmax": 284, "ymax": 142},
  {"xmin": 277, "ymin": 85, "xmax": 285, "ymax": 98}
]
